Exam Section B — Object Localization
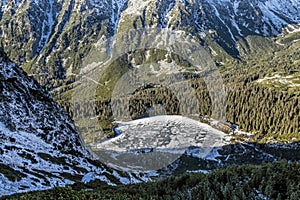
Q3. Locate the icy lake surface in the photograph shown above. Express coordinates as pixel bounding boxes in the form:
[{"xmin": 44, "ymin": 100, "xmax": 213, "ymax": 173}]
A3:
[{"xmin": 95, "ymin": 115, "xmax": 231, "ymax": 172}]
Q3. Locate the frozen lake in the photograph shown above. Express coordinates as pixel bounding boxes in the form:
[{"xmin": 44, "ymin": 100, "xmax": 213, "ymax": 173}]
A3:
[{"xmin": 94, "ymin": 115, "xmax": 231, "ymax": 172}]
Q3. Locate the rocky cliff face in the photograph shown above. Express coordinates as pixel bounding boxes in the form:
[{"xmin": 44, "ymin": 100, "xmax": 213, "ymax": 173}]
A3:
[{"xmin": 0, "ymin": 0, "xmax": 127, "ymax": 88}]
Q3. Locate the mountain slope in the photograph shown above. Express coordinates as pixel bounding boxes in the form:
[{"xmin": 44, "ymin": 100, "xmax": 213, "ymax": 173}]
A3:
[
  {"xmin": 0, "ymin": 0, "xmax": 128, "ymax": 88},
  {"xmin": 0, "ymin": 50, "xmax": 150, "ymax": 197},
  {"xmin": 0, "ymin": 0, "xmax": 299, "ymax": 90},
  {"xmin": 118, "ymin": 0, "xmax": 300, "ymax": 56}
]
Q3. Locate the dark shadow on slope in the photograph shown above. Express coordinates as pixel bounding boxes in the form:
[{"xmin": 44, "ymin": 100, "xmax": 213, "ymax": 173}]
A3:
[{"xmin": 94, "ymin": 141, "xmax": 300, "ymax": 176}]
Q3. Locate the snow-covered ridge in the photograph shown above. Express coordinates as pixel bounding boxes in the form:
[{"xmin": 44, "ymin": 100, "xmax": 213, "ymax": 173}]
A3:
[
  {"xmin": 118, "ymin": 0, "xmax": 300, "ymax": 56},
  {"xmin": 0, "ymin": 52, "xmax": 151, "ymax": 197},
  {"xmin": 120, "ymin": 0, "xmax": 300, "ymax": 34}
]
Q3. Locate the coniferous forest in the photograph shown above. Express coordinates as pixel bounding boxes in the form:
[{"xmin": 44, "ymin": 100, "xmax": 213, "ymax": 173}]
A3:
[{"xmin": 5, "ymin": 161, "xmax": 300, "ymax": 200}]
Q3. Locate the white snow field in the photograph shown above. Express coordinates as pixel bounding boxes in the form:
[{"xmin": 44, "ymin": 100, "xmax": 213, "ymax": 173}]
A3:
[{"xmin": 95, "ymin": 115, "xmax": 231, "ymax": 172}]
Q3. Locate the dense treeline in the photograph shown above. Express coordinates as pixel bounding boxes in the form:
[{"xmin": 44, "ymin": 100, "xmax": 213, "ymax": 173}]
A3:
[
  {"xmin": 226, "ymin": 84, "xmax": 299, "ymax": 140},
  {"xmin": 128, "ymin": 86, "xmax": 181, "ymax": 119},
  {"xmin": 5, "ymin": 161, "xmax": 300, "ymax": 199},
  {"xmin": 57, "ymin": 75, "xmax": 300, "ymax": 141},
  {"xmin": 221, "ymin": 38, "xmax": 300, "ymax": 141}
]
